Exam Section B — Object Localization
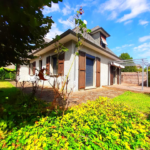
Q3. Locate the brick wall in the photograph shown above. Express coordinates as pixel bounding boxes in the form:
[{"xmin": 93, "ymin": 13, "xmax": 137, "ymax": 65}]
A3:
[{"xmin": 121, "ymin": 72, "xmax": 148, "ymax": 86}]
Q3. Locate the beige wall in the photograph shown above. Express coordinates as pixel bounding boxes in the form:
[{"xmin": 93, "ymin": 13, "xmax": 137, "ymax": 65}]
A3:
[
  {"xmin": 91, "ymin": 32, "xmax": 100, "ymax": 45},
  {"xmin": 21, "ymin": 41, "xmax": 74, "ymax": 91},
  {"xmin": 19, "ymin": 40, "xmax": 118, "ymax": 92},
  {"xmin": 73, "ymin": 41, "xmax": 115, "ymax": 91}
]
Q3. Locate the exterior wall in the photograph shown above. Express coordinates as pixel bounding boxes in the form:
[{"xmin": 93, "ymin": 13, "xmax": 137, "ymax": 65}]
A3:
[
  {"xmin": 20, "ymin": 41, "xmax": 75, "ymax": 91},
  {"xmin": 91, "ymin": 32, "xmax": 100, "ymax": 45},
  {"xmin": 73, "ymin": 41, "xmax": 115, "ymax": 91},
  {"xmin": 19, "ymin": 40, "xmax": 118, "ymax": 92},
  {"xmin": 19, "ymin": 65, "xmax": 30, "ymax": 81}
]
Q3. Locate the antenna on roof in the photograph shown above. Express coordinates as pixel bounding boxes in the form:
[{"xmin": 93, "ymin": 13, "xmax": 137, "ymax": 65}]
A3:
[{"xmin": 83, "ymin": 20, "xmax": 87, "ymax": 25}]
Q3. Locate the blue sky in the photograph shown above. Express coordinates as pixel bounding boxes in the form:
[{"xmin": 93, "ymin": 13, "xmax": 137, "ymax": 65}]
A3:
[{"xmin": 42, "ymin": 0, "xmax": 150, "ymax": 61}]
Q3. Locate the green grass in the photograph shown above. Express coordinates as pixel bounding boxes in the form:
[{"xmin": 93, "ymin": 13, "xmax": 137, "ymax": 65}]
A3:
[
  {"xmin": 113, "ymin": 91, "xmax": 150, "ymax": 113},
  {"xmin": 0, "ymin": 81, "xmax": 18, "ymax": 99},
  {"xmin": 0, "ymin": 81, "xmax": 150, "ymax": 149}
]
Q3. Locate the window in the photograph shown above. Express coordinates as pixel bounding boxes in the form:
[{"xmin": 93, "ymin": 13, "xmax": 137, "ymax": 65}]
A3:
[
  {"xmin": 30, "ymin": 61, "xmax": 36, "ymax": 75},
  {"xmin": 101, "ymin": 40, "xmax": 106, "ymax": 48},
  {"xmin": 39, "ymin": 60, "xmax": 42, "ymax": 70},
  {"xmin": 52, "ymin": 56, "xmax": 58, "ymax": 74},
  {"xmin": 100, "ymin": 33, "xmax": 107, "ymax": 48}
]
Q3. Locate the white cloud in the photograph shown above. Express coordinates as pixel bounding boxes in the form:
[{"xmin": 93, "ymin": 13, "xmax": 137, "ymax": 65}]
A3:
[
  {"xmin": 112, "ymin": 43, "xmax": 134, "ymax": 51},
  {"xmin": 124, "ymin": 20, "xmax": 133, "ymax": 25},
  {"xmin": 98, "ymin": 0, "xmax": 150, "ymax": 22},
  {"xmin": 139, "ymin": 35, "xmax": 150, "ymax": 42},
  {"xmin": 137, "ymin": 51, "xmax": 150, "ymax": 58},
  {"xmin": 42, "ymin": 3, "xmax": 60, "ymax": 15},
  {"xmin": 134, "ymin": 42, "xmax": 150, "ymax": 51},
  {"xmin": 45, "ymin": 23, "xmax": 63, "ymax": 40},
  {"xmin": 134, "ymin": 42, "xmax": 150, "ymax": 59},
  {"xmin": 62, "ymin": 4, "xmax": 72, "ymax": 15},
  {"xmin": 108, "ymin": 11, "xmax": 118, "ymax": 20},
  {"xmin": 139, "ymin": 20, "xmax": 149, "ymax": 25},
  {"xmin": 58, "ymin": 18, "xmax": 75, "ymax": 29}
]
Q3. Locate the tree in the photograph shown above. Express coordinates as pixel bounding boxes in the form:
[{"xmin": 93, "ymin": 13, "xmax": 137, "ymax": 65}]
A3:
[
  {"xmin": 0, "ymin": 0, "xmax": 62, "ymax": 67},
  {"xmin": 119, "ymin": 53, "xmax": 132, "ymax": 60},
  {"xmin": 119, "ymin": 53, "xmax": 137, "ymax": 72}
]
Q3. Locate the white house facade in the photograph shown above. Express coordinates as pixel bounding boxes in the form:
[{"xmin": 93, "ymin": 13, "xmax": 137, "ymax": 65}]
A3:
[{"xmin": 18, "ymin": 26, "xmax": 121, "ymax": 92}]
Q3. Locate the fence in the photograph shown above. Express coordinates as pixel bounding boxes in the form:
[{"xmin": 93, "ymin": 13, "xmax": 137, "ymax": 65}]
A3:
[{"xmin": 121, "ymin": 72, "xmax": 148, "ymax": 86}]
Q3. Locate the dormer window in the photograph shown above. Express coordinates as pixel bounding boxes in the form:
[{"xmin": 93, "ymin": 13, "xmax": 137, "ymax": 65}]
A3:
[{"xmin": 100, "ymin": 33, "xmax": 107, "ymax": 48}]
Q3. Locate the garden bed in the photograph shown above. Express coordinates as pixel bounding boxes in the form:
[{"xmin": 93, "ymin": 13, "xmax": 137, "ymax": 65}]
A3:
[{"xmin": 0, "ymin": 81, "xmax": 150, "ymax": 150}]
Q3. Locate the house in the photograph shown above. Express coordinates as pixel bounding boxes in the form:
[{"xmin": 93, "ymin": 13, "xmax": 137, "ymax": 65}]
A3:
[{"xmin": 19, "ymin": 26, "xmax": 122, "ymax": 91}]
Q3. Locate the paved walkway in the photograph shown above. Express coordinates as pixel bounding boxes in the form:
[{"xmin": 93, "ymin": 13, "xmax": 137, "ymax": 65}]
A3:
[
  {"xmin": 10, "ymin": 81, "xmax": 124, "ymax": 107},
  {"xmin": 103, "ymin": 83, "xmax": 150, "ymax": 94}
]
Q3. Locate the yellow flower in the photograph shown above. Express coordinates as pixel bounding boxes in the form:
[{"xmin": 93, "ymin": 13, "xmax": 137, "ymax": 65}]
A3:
[
  {"xmin": 112, "ymin": 124, "xmax": 117, "ymax": 129},
  {"xmin": 123, "ymin": 108, "xmax": 127, "ymax": 111},
  {"xmin": 99, "ymin": 134, "xmax": 102, "ymax": 140},
  {"xmin": 124, "ymin": 131, "xmax": 130, "ymax": 137},
  {"xmin": 124, "ymin": 142, "xmax": 131, "ymax": 150}
]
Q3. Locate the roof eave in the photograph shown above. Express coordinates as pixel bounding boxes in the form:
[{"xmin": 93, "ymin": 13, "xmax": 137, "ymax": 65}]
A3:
[
  {"xmin": 32, "ymin": 29, "xmax": 120, "ymax": 60},
  {"xmin": 90, "ymin": 27, "xmax": 110, "ymax": 37}
]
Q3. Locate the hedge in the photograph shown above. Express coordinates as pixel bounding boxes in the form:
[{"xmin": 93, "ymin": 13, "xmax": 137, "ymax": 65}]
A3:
[{"xmin": 0, "ymin": 68, "xmax": 16, "ymax": 80}]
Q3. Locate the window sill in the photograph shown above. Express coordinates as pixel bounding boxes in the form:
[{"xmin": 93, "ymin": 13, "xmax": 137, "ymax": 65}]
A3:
[{"xmin": 85, "ymin": 86, "xmax": 96, "ymax": 90}]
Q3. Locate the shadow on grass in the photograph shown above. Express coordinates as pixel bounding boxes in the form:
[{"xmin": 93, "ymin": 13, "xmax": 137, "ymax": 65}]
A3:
[
  {"xmin": 0, "ymin": 86, "xmax": 71, "ymax": 132},
  {"xmin": 145, "ymin": 107, "xmax": 150, "ymax": 121}
]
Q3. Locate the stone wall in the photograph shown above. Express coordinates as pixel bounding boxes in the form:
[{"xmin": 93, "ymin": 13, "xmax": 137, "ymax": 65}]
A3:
[{"xmin": 121, "ymin": 72, "xmax": 148, "ymax": 86}]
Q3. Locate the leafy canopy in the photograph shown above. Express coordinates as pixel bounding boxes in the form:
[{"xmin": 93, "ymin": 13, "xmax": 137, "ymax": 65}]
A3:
[
  {"xmin": 0, "ymin": 0, "xmax": 62, "ymax": 67},
  {"xmin": 119, "ymin": 53, "xmax": 137, "ymax": 72}
]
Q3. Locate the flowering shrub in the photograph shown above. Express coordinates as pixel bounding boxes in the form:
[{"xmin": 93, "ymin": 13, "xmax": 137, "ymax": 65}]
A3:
[{"xmin": 0, "ymin": 97, "xmax": 150, "ymax": 150}]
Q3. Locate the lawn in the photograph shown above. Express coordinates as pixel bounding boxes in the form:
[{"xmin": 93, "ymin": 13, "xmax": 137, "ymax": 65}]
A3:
[
  {"xmin": 0, "ymin": 81, "xmax": 150, "ymax": 150},
  {"xmin": 113, "ymin": 91, "xmax": 150, "ymax": 113},
  {"xmin": 0, "ymin": 81, "xmax": 17, "ymax": 97}
]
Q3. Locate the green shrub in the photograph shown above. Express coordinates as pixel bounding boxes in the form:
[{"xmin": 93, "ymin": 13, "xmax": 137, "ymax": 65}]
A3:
[
  {"xmin": 0, "ymin": 68, "xmax": 16, "ymax": 80},
  {"xmin": 0, "ymin": 97, "xmax": 150, "ymax": 150}
]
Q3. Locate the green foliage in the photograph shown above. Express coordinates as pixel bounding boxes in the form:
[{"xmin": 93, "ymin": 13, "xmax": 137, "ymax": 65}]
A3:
[
  {"xmin": 119, "ymin": 53, "xmax": 133, "ymax": 60},
  {"xmin": 0, "ymin": 0, "xmax": 62, "ymax": 67},
  {"xmin": 0, "ymin": 68, "xmax": 16, "ymax": 80},
  {"xmin": 113, "ymin": 91, "xmax": 150, "ymax": 113},
  {"xmin": 0, "ymin": 84, "xmax": 150, "ymax": 150},
  {"xmin": 119, "ymin": 53, "xmax": 138, "ymax": 72},
  {"xmin": 53, "ymin": 35, "xmax": 69, "ymax": 55}
]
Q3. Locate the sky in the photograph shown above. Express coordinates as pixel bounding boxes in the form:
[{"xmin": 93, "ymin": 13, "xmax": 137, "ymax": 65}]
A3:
[{"xmin": 42, "ymin": 0, "xmax": 150, "ymax": 61}]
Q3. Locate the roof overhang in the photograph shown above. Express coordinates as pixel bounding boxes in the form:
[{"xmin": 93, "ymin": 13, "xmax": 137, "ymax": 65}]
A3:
[
  {"xmin": 111, "ymin": 62, "xmax": 125, "ymax": 68},
  {"xmin": 90, "ymin": 27, "xmax": 110, "ymax": 37},
  {"xmin": 33, "ymin": 29, "xmax": 120, "ymax": 60}
]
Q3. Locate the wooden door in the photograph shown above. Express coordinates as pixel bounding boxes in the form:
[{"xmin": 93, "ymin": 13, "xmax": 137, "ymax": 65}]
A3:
[
  {"xmin": 46, "ymin": 56, "xmax": 50, "ymax": 75},
  {"xmin": 96, "ymin": 57, "xmax": 100, "ymax": 87},
  {"xmin": 32, "ymin": 62, "xmax": 36, "ymax": 75},
  {"xmin": 58, "ymin": 53, "xmax": 64, "ymax": 76},
  {"xmin": 78, "ymin": 51, "xmax": 86, "ymax": 89}
]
